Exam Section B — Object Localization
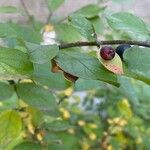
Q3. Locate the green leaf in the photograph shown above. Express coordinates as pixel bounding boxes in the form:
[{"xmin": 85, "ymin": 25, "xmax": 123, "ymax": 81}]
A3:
[
  {"xmin": 16, "ymin": 83, "xmax": 58, "ymax": 113},
  {"xmin": 0, "ymin": 110, "xmax": 22, "ymax": 147},
  {"xmin": 43, "ymin": 132, "xmax": 60, "ymax": 143},
  {"xmin": 0, "ymin": 23, "xmax": 16, "ymax": 38},
  {"xmin": 0, "ymin": 92, "xmax": 18, "ymax": 112},
  {"xmin": 25, "ymin": 42, "xmax": 59, "ymax": 64},
  {"xmin": 75, "ymin": 78, "xmax": 104, "ymax": 91},
  {"xmin": 10, "ymin": 23, "xmax": 42, "ymax": 43},
  {"xmin": 74, "ymin": 4, "xmax": 104, "ymax": 18},
  {"xmin": 0, "ymin": 47, "xmax": 33, "ymax": 80},
  {"xmin": 118, "ymin": 76, "xmax": 138, "ymax": 102},
  {"xmin": 0, "ymin": 82, "xmax": 14, "ymax": 101},
  {"xmin": 47, "ymin": 143, "xmax": 68, "ymax": 150},
  {"xmin": 54, "ymin": 132, "xmax": 78, "ymax": 149},
  {"xmin": 107, "ymin": 12, "xmax": 149, "ymax": 35},
  {"xmin": 69, "ymin": 15, "xmax": 96, "ymax": 41},
  {"xmin": 32, "ymin": 62, "xmax": 70, "ymax": 90},
  {"xmin": 112, "ymin": 0, "xmax": 135, "ymax": 3},
  {"xmin": 90, "ymin": 16, "xmax": 104, "ymax": 34},
  {"xmin": 13, "ymin": 142, "xmax": 42, "ymax": 150},
  {"xmin": 26, "ymin": 106, "xmax": 44, "ymax": 128},
  {"xmin": 123, "ymin": 46, "xmax": 150, "ymax": 84},
  {"xmin": 112, "ymin": 0, "xmax": 135, "ymax": 4},
  {"xmin": 0, "ymin": 23, "xmax": 42, "ymax": 43},
  {"xmin": 4, "ymin": 136, "xmax": 23, "ymax": 150},
  {"xmin": 0, "ymin": 6, "xmax": 19, "ymax": 13},
  {"xmin": 55, "ymin": 50, "xmax": 118, "ymax": 86},
  {"xmin": 55, "ymin": 23, "xmax": 82, "ymax": 42},
  {"xmin": 43, "ymin": 120, "xmax": 71, "ymax": 131},
  {"xmin": 118, "ymin": 76, "xmax": 150, "ymax": 120},
  {"xmin": 46, "ymin": 0, "xmax": 64, "ymax": 11}
]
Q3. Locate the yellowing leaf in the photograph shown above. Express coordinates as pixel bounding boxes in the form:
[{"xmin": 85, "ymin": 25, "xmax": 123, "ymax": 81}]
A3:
[
  {"xmin": 0, "ymin": 110, "xmax": 22, "ymax": 146},
  {"xmin": 98, "ymin": 52, "xmax": 123, "ymax": 75}
]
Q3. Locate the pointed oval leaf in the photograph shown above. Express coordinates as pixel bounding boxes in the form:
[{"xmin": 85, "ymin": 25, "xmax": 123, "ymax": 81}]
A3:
[
  {"xmin": 25, "ymin": 42, "xmax": 59, "ymax": 64},
  {"xmin": 74, "ymin": 4, "xmax": 104, "ymax": 18},
  {"xmin": 107, "ymin": 12, "xmax": 149, "ymax": 35},
  {"xmin": 55, "ymin": 50, "xmax": 119, "ymax": 86},
  {"xmin": 69, "ymin": 15, "xmax": 96, "ymax": 41},
  {"xmin": 123, "ymin": 46, "xmax": 150, "ymax": 84},
  {"xmin": 16, "ymin": 83, "xmax": 58, "ymax": 113},
  {"xmin": 0, "ymin": 47, "xmax": 33, "ymax": 80}
]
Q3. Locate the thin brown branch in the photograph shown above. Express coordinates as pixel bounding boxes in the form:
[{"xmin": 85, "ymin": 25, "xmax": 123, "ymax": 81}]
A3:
[
  {"xmin": 57, "ymin": 16, "xmax": 68, "ymax": 23},
  {"xmin": 46, "ymin": 11, "xmax": 53, "ymax": 24},
  {"xmin": 20, "ymin": 0, "xmax": 31, "ymax": 18},
  {"xmin": 20, "ymin": 0, "xmax": 35, "ymax": 29},
  {"xmin": 59, "ymin": 40, "xmax": 150, "ymax": 49}
]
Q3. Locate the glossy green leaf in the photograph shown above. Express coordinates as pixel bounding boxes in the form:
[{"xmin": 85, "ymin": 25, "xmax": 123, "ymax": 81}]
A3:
[
  {"xmin": 69, "ymin": 15, "xmax": 96, "ymax": 41},
  {"xmin": 74, "ymin": 4, "xmax": 104, "ymax": 18},
  {"xmin": 16, "ymin": 83, "xmax": 58, "ymax": 113},
  {"xmin": 0, "ymin": 82, "xmax": 14, "ymax": 101},
  {"xmin": 46, "ymin": 0, "xmax": 64, "ymax": 11},
  {"xmin": 0, "ymin": 47, "xmax": 33, "ymax": 80},
  {"xmin": 107, "ymin": 12, "xmax": 149, "ymax": 35},
  {"xmin": 0, "ymin": 6, "xmax": 19, "ymax": 13},
  {"xmin": 123, "ymin": 46, "xmax": 150, "ymax": 84},
  {"xmin": 13, "ymin": 142, "xmax": 41, "ymax": 150},
  {"xmin": 55, "ymin": 50, "xmax": 118, "ymax": 86},
  {"xmin": 25, "ymin": 42, "xmax": 59, "ymax": 64},
  {"xmin": 0, "ymin": 110, "xmax": 22, "ymax": 147}
]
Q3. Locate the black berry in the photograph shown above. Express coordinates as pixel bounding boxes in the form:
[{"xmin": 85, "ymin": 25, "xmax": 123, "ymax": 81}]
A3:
[
  {"xmin": 116, "ymin": 44, "xmax": 131, "ymax": 60},
  {"xmin": 100, "ymin": 46, "xmax": 115, "ymax": 60}
]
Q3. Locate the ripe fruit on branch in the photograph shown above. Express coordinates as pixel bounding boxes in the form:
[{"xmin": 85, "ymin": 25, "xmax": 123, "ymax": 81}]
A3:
[
  {"xmin": 115, "ymin": 44, "xmax": 131, "ymax": 60},
  {"xmin": 100, "ymin": 46, "xmax": 115, "ymax": 60}
]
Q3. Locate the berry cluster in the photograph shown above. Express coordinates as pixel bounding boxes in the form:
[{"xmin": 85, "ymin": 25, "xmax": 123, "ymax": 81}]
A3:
[{"xmin": 100, "ymin": 44, "xmax": 131, "ymax": 60}]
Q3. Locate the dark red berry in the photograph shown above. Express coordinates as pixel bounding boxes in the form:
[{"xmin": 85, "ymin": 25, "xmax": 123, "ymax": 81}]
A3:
[
  {"xmin": 116, "ymin": 44, "xmax": 131, "ymax": 60},
  {"xmin": 100, "ymin": 46, "xmax": 115, "ymax": 60}
]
